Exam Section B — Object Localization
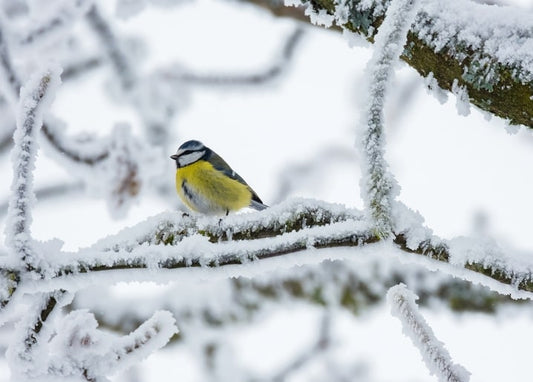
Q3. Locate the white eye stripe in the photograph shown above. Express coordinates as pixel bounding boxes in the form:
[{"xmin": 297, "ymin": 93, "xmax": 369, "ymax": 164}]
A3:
[{"xmin": 178, "ymin": 150, "xmax": 205, "ymax": 167}]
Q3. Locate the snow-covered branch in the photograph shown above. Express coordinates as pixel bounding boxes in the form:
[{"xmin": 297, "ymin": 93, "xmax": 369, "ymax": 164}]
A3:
[
  {"xmin": 0, "ymin": 199, "xmax": 530, "ymax": 301},
  {"xmin": 266, "ymin": 0, "xmax": 533, "ymax": 128},
  {"xmin": 358, "ymin": 0, "xmax": 418, "ymax": 238},
  {"xmin": 5, "ymin": 68, "xmax": 61, "ymax": 270},
  {"xmin": 73, "ymin": 254, "xmax": 520, "ymax": 342},
  {"xmin": 8, "ymin": 298, "xmax": 178, "ymax": 381},
  {"xmin": 388, "ymin": 284, "xmax": 470, "ymax": 382}
]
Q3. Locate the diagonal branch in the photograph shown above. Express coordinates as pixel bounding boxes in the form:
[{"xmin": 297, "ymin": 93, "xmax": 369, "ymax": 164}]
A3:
[
  {"xmin": 6, "ymin": 291, "xmax": 66, "ymax": 379},
  {"xmin": 0, "ymin": 19, "xmax": 111, "ymax": 166},
  {"xmin": 388, "ymin": 284, "xmax": 471, "ymax": 382},
  {"xmin": 85, "ymin": 5, "xmax": 136, "ymax": 91}
]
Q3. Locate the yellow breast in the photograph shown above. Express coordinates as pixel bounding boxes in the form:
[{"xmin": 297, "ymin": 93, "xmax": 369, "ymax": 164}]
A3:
[{"xmin": 175, "ymin": 160, "xmax": 253, "ymax": 214}]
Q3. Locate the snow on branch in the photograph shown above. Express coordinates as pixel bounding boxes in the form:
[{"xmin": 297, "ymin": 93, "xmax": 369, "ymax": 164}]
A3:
[
  {"xmin": 0, "ymin": 199, "xmax": 528, "ymax": 300},
  {"xmin": 5, "ymin": 67, "xmax": 61, "ymax": 270},
  {"xmin": 73, "ymin": 255, "xmax": 521, "ymax": 341},
  {"xmin": 85, "ymin": 5, "xmax": 174, "ymax": 146},
  {"xmin": 8, "ymin": 297, "xmax": 177, "ymax": 381},
  {"xmin": 6, "ymin": 291, "xmax": 67, "ymax": 380},
  {"xmin": 44, "ymin": 310, "xmax": 177, "ymax": 381},
  {"xmin": 387, "ymin": 284, "xmax": 470, "ymax": 382},
  {"xmin": 358, "ymin": 0, "xmax": 418, "ymax": 238},
  {"xmin": 276, "ymin": 0, "xmax": 533, "ymax": 128}
]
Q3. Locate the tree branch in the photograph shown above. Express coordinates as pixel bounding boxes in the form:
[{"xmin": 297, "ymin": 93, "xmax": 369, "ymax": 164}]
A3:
[
  {"xmin": 5, "ymin": 68, "xmax": 61, "ymax": 270},
  {"xmin": 1, "ymin": 199, "xmax": 528, "ymax": 299},
  {"xmin": 245, "ymin": 0, "xmax": 533, "ymax": 128},
  {"xmin": 358, "ymin": 0, "xmax": 418, "ymax": 238},
  {"xmin": 388, "ymin": 284, "xmax": 471, "ymax": 382}
]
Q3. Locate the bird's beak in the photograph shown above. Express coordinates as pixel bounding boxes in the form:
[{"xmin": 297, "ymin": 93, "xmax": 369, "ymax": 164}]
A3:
[{"xmin": 170, "ymin": 154, "xmax": 179, "ymax": 160}]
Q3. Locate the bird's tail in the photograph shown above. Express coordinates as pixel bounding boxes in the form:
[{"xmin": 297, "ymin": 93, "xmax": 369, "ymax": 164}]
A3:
[{"xmin": 250, "ymin": 199, "xmax": 268, "ymax": 211}]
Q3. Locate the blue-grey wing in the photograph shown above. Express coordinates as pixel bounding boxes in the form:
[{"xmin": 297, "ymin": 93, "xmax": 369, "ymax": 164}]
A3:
[{"xmin": 209, "ymin": 151, "xmax": 267, "ymax": 208}]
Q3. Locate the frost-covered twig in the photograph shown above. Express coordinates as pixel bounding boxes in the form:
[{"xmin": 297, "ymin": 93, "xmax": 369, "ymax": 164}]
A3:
[
  {"xmin": 8, "ymin": 302, "xmax": 178, "ymax": 381},
  {"xmin": 165, "ymin": 27, "xmax": 305, "ymax": 86},
  {"xmin": 0, "ymin": 26, "xmax": 22, "ymax": 104},
  {"xmin": 5, "ymin": 68, "xmax": 61, "ymax": 270},
  {"xmin": 72, "ymin": 310, "xmax": 177, "ymax": 380},
  {"xmin": 86, "ymin": 5, "xmax": 136, "ymax": 91},
  {"xmin": 0, "ymin": 20, "xmax": 111, "ymax": 166},
  {"xmin": 41, "ymin": 119, "xmax": 110, "ymax": 165},
  {"xmin": 6, "ymin": 291, "xmax": 66, "ymax": 379},
  {"xmin": 73, "ymin": 255, "xmax": 521, "ymax": 340},
  {"xmin": 387, "ymin": 284, "xmax": 470, "ymax": 382},
  {"xmin": 270, "ymin": 145, "xmax": 356, "ymax": 204},
  {"xmin": 62, "ymin": 55, "xmax": 104, "ymax": 81},
  {"xmin": 16, "ymin": 0, "xmax": 93, "ymax": 50},
  {"xmin": 358, "ymin": 0, "xmax": 418, "ymax": 238},
  {"xmin": 85, "ymin": 5, "xmax": 174, "ymax": 146}
]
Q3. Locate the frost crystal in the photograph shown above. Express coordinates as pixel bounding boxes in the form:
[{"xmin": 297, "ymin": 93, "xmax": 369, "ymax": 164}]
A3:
[
  {"xmin": 451, "ymin": 79, "xmax": 470, "ymax": 117},
  {"xmin": 423, "ymin": 72, "xmax": 448, "ymax": 104}
]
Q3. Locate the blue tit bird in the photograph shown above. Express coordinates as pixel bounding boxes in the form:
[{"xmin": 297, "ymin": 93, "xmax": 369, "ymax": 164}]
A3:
[{"xmin": 170, "ymin": 140, "xmax": 268, "ymax": 215}]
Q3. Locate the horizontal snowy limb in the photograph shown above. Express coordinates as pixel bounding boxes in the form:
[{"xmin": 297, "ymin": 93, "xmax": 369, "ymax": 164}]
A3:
[
  {"xmin": 73, "ymin": 257, "xmax": 522, "ymax": 340},
  {"xmin": 0, "ymin": 199, "xmax": 529, "ymax": 301},
  {"xmin": 250, "ymin": 0, "xmax": 533, "ymax": 128}
]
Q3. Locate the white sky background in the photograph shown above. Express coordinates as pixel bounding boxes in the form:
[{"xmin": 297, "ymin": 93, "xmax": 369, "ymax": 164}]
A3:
[{"xmin": 1, "ymin": 0, "xmax": 533, "ymax": 380}]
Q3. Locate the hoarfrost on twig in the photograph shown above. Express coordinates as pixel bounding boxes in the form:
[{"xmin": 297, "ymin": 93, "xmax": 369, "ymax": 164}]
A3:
[
  {"xmin": 5, "ymin": 67, "xmax": 61, "ymax": 270},
  {"xmin": 358, "ymin": 0, "xmax": 419, "ymax": 238},
  {"xmin": 388, "ymin": 284, "xmax": 471, "ymax": 382}
]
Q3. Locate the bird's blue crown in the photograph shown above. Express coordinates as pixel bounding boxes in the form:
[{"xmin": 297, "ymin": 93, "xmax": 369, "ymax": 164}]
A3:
[{"xmin": 178, "ymin": 140, "xmax": 205, "ymax": 152}]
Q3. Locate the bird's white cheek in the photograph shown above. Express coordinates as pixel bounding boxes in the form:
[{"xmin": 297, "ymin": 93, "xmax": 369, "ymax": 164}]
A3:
[{"xmin": 178, "ymin": 151, "xmax": 205, "ymax": 167}]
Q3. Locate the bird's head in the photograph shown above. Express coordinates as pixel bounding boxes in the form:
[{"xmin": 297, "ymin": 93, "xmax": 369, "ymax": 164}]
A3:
[{"xmin": 170, "ymin": 140, "xmax": 209, "ymax": 168}]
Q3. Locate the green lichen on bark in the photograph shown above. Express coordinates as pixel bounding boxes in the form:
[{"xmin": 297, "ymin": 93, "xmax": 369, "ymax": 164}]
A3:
[{"xmin": 401, "ymin": 34, "xmax": 533, "ymax": 127}]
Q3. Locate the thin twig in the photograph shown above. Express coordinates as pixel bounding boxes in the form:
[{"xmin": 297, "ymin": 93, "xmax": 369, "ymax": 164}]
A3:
[
  {"xmin": 163, "ymin": 27, "xmax": 305, "ymax": 86},
  {"xmin": 85, "ymin": 5, "xmax": 136, "ymax": 90}
]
